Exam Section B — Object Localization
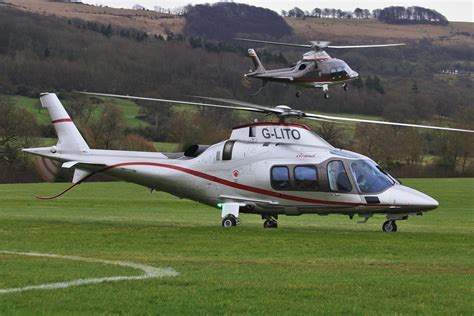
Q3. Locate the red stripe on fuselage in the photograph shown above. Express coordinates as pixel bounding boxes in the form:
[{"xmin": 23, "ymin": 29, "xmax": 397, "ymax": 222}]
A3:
[
  {"xmin": 52, "ymin": 118, "xmax": 73, "ymax": 124},
  {"xmin": 105, "ymin": 162, "xmax": 385, "ymax": 207},
  {"xmin": 233, "ymin": 122, "xmax": 310, "ymax": 130}
]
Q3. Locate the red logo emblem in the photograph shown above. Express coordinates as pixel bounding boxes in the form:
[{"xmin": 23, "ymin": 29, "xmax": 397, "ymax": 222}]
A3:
[{"xmin": 232, "ymin": 170, "xmax": 239, "ymax": 179}]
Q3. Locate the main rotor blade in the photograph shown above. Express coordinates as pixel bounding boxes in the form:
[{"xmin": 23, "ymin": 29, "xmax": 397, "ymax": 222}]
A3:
[
  {"xmin": 234, "ymin": 38, "xmax": 312, "ymax": 48},
  {"xmin": 192, "ymin": 96, "xmax": 283, "ymax": 114},
  {"xmin": 77, "ymin": 92, "xmax": 265, "ymax": 113},
  {"xmin": 304, "ymin": 113, "xmax": 474, "ymax": 133},
  {"xmin": 327, "ymin": 43, "xmax": 405, "ymax": 49},
  {"xmin": 304, "ymin": 117, "xmax": 339, "ymax": 124}
]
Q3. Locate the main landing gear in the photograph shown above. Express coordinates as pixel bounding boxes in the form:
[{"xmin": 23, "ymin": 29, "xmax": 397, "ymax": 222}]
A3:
[
  {"xmin": 323, "ymin": 84, "xmax": 329, "ymax": 99},
  {"xmin": 342, "ymin": 83, "xmax": 348, "ymax": 91},
  {"xmin": 262, "ymin": 215, "xmax": 278, "ymax": 229},
  {"xmin": 382, "ymin": 220, "xmax": 397, "ymax": 232},
  {"xmin": 222, "ymin": 214, "xmax": 237, "ymax": 228},
  {"xmin": 296, "ymin": 90, "xmax": 302, "ymax": 98}
]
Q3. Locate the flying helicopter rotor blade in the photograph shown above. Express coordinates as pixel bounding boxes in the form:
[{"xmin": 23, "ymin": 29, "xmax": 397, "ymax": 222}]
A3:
[
  {"xmin": 77, "ymin": 92, "xmax": 266, "ymax": 113},
  {"xmin": 304, "ymin": 112, "xmax": 474, "ymax": 133},
  {"xmin": 233, "ymin": 38, "xmax": 312, "ymax": 48},
  {"xmin": 191, "ymin": 96, "xmax": 284, "ymax": 114},
  {"xmin": 327, "ymin": 43, "xmax": 405, "ymax": 49}
]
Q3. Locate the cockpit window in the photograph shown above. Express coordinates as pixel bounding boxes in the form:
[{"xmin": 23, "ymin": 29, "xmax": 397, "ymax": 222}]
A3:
[
  {"xmin": 298, "ymin": 63, "xmax": 307, "ymax": 71},
  {"xmin": 327, "ymin": 161, "xmax": 352, "ymax": 192},
  {"xmin": 350, "ymin": 160, "xmax": 394, "ymax": 193}
]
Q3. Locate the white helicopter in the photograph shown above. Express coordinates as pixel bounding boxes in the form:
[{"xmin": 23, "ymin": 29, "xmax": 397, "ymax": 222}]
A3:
[{"xmin": 24, "ymin": 92, "xmax": 474, "ymax": 232}]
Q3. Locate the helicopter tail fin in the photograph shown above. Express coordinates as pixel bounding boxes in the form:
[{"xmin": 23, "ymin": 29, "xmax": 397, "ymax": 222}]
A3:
[
  {"xmin": 39, "ymin": 93, "xmax": 90, "ymax": 153},
  {"xmin": 248, "ymin": 49, "xmax": 266, "ymax": 74}
]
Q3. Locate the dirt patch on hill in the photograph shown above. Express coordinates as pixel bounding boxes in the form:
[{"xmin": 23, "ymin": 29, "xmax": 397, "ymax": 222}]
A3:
[
  {"xmin": 1, "ymin": 0, "xmax": 184, "ymax": 36},
  {"xmin": 287, "ymin": 17, "xmax": 474, "ymax": 47}
]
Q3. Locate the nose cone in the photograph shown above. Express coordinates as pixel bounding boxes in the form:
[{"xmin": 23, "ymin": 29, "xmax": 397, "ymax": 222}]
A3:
[
  {"xmin": 382, "ymin": 185, "xmax": 439, "ymax": 212},
  {"xmin": 350, "ymin": 70, "xmax": 359, "ymax": 79}
]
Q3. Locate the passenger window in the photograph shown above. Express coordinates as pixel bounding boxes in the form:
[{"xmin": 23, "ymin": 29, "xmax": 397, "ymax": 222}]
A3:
[
  {"xmin": 327, "ymin": 161, "xmax": 352, "ymax": 192},
  {"xmin": 271, "ymin": 166, "xmax": 290, "ymax": 190},
  {"xmin": 336, "ymin": 67, "xmax": 343, "ymax": 72},
  {"xmin": 294, "ymin": 166, "xmax": 319, "ymax": 191},
  {"xmin": 298, "ymin": 63, "xmax": 307, "ymax": 71},
  {"xmin": 330, "ymin": 68, "xmax": 336, "ymax": 73}
]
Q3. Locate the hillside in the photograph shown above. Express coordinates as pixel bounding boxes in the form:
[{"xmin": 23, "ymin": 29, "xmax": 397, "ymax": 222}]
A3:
[
  {"xmin": 287, "ymin": 17, "xmax": 474, "ymax": 47},
  {"xmin": 0, "ymin": 3, "xmax": 472, "ymax": 182},
  {"xmin": 1, "ymin": 0, "xmax": 184, "ymax": 36},
  {"xmin": 3, "ymin": 0, "xmax": 473, "ymax": 47}
]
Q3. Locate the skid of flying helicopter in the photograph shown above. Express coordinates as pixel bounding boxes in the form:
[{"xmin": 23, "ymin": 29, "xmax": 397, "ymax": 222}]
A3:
[
  {"xmin": 23, "ymin": 92, "xmax": 473, "ymax": 232},
  {"xmin": 234, "ymin": 38, "xmax": 405, "ymax": 98}
]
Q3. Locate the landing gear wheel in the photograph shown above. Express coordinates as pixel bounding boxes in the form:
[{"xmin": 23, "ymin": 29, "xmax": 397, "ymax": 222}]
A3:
[
  {"xmin": 324, "ymin": 93, "xmax": 329, "ymax": 99},
  {"xmin": 343, "ymin": 84, "xmax": 348, "ymax": 91},
  {"xmin": 382, "ymin": 220, "xmax": 397, "ymax": 232},
  {"xmin": 222, "ymin": 215, "xmax": 237, "ymax": 228},
  {"xmin": 296, "ymin": 91, "xmax": 302, "ymax": 98},
  {"xmin": 263, "ymin": 219, "xmax": 278, "ymax": 229}
]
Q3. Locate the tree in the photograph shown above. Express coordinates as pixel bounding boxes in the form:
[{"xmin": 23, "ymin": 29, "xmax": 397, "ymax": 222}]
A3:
[
  {"xmin": 84, "ymin": 105, "xmax": 125, "ymax": 149},
  {"xmin": 288, "ymin": 7, "xmax": 305, "ymax": 18},
  {"xmin": 312, "ymin": 8, "xmax": 322, "ymax": 18},
  {"xmin": 354, "ymin": 8, "xmax": 364, "ymax": 19},
  {"xmin": 373, "ymin": 75, "xmax": 385, "ymax": 94},
  {"xmin": 0, "ymin": 96, "xmax": 38, "ymax": 167},
  {"xmin": 314, "ymin": 122, "xmax": 346, "ymax": 148},
  {"xmin": 351, "ymin": 77, "xmax": 364, "ymax": 89}
]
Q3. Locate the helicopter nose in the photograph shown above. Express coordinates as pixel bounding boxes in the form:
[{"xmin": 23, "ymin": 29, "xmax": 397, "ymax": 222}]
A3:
[
  {"xmin": 384, "ymin": 185, "xmax": 439, "ymax": 212},
  {"xmin": 350, "ymin": 70, "xmax": 359, "ymax": 78}
]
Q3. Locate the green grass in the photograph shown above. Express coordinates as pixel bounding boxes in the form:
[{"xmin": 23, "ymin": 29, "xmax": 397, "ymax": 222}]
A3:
[
  {"xmin": 0, "ymin": 178, "xmax": 472, "ymax": 313},
  {"xmin": 154, "ymin": 142, "xmax": 180, "ymax": 152},
  {"xmin": 7, "ymin": 95, "xmax": 51, "ymax": 125},
  {"xmin": 101, "ymin": 97, "xmax": 149, "ymax": 128},
  {"xmin": 5, "ymin": 94, "xmax": 149, "ymax": 128}
]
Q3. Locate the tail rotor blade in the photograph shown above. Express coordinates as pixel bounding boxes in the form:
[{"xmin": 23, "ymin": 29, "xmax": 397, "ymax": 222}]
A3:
[{"xmin": 34, "ymin": 157, "xmax": 60, "ymax": 182}]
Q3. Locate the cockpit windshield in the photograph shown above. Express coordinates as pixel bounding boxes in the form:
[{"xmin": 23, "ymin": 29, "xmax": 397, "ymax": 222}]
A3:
[
  {"xmin": 343, "ymin": 63, "xmax": 352, "ymax": 74},
  {"xmin": 350, "ymin": 160, "xmax": 394, "ymax": 193}
]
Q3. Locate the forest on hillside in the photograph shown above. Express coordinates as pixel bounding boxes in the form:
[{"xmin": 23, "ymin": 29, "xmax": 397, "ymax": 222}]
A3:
[
  {"xmin": 183, "ymin": 2, "xmax": 292, "ymax": 40},
  {"xmin": 0, "ymin": 5, "xmax": 473, "ymax": 182},
  {"xmin": 283, "ymin": 5, "xmax": 448, "ymax": 25}
]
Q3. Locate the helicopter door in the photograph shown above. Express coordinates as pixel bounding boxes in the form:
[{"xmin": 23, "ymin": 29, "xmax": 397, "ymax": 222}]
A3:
[{"xmin": 327, "ymin": 160, "xmax": 352, "ymax": 193}]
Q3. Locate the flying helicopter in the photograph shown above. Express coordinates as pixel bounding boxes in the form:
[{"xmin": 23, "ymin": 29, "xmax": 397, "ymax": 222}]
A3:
[
  {"xmin": 234, "ymin": 38, "xmax": 405, "ymax": 98},
  {"xmin": 24, "ymin": 92, "xmax": 473, "ymax": 232}
]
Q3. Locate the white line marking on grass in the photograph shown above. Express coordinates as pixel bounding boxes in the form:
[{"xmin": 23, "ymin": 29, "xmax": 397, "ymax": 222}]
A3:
[{"xmin": 0, "ymin": 250, "xmax": 178, "ymax": 294}]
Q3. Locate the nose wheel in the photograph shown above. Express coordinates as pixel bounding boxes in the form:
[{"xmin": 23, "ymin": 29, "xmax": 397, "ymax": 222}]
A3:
[
  {"xmin": 382, "ymin": 220, "xmax": 397, "ymax": 232},
  {"xmin": 343, "ymin": 83, "xmax": 348, "ymax": 91},
  {"xmin": 296, "ymin": 90, "xmax": 302, "ymax": 98},
  {"xmin": 324, "ymin": 93, "xmax": 329, "ymax": 99}
]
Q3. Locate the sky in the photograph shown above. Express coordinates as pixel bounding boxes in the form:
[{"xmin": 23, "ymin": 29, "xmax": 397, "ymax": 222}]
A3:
[{"xmin": 82, "ymin": 0, "xmax": 473, "ymax": 22}]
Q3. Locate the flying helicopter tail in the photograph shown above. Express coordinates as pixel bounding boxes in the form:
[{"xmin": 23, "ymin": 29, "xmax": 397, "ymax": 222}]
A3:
[
  {"xmin": 37, "ymin": 93, "xmax": 90, "ymax": 153},
  {"xmin": 248, "ymin": 49, "xmax": 266, "ymax": 74}
]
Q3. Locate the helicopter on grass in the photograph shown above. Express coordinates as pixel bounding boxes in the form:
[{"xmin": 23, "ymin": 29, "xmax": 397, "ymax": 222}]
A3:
[
  {"xmin": 24, "ymin": 92, "xmax": 473, "ymax": 232},
  {"xmin": 235, "ymin": 38, "xmax": 404, "ymax": 98}
]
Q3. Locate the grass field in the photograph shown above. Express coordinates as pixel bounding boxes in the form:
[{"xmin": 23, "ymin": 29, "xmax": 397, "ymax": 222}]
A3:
[
  {"xmin": 0, "ymin": 179, "xmax": 473, "ymax": 314},
  {"xmin": 5, "ymin": 94, "xmax": 149, "ymax": 128}
]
